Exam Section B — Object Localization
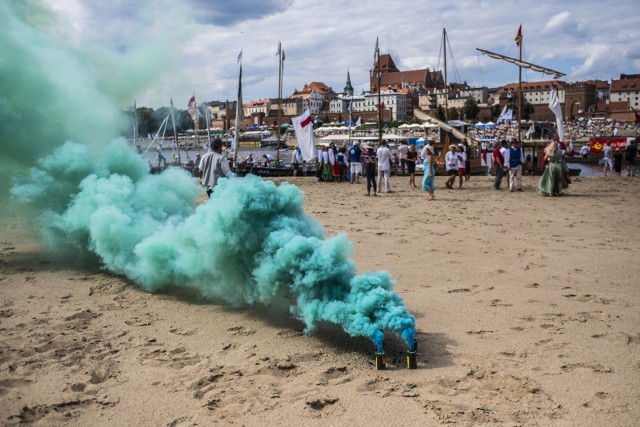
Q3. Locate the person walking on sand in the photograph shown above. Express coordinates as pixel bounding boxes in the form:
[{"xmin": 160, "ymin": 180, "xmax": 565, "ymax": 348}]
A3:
[
  {"xmin": 508, "ymin": 139, "xmax": 524, "ymax": 192},
  {"xmin": 493, "ymin": 140, "xmax": 506, "ymax": 190},
  {"xmin": 349, "ymin": 141, "xmax": 362, "ymax": 184},
  {"xmin": 625, "ymin": 138, "xmax": 637, "ymax": 176},
  {"xmin": 363, "ymin": 144, "xmax": 377, "ymax": 196},
  {"xmin": 602, "ymin": 141, "xmax": 613, "ymax": 177},
  {"xmin": 462, "ymin": 138, "xmax": 471, "ymax": 181},
  {"xmin": 445, "ymin": 145, "xmax": 458, "ymax": 189},
  {"xmin": 397, "ymin": 140, "xmax": 409, "ymax": 175},
  {"xmin": 456, "ymin": 143, "xmax": 466, "ymax": 188},
  {"xmin": 536, "ymin": 140, "xmax": 568, "ymax": 197},
  {"xmin": 406, "ymin": 144, "xmax": 418, "ymax": 188},
  {"xmin": 422, "ymin": 145, "xmax": 436, "ymax": 201},
  {"xmin": 198, "ymin": 138, "xmax": 233, "ymax": 198},
  {"xmin": 377, "ymin": 141, "xmax": 392, "ymax": 193}
]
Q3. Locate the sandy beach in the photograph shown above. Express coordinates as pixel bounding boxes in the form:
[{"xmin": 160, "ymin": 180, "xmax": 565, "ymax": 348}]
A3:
[{"xmin": 1, "ymin": 174, "xmax": 639, "ymax": 426}]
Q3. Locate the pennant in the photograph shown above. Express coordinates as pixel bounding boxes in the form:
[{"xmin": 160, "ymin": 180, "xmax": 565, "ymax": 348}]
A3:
[
  {"xmin": 233, "ymin": 64, "xmax": 243, "ymax": 153},
  {"xmin": 374, "ymin": 36, "xmax": 379, "ymax": 59},
  {"xmin": 187, "ymin": 95, "xmax": 196, "ymax": 108},
  {"xmin": 237, "ymin": 49, "xmax": 243, "ymax": 63},
  {"xmin": 515, "ymin": 25, "xmax": 522, "ymax": 47}
]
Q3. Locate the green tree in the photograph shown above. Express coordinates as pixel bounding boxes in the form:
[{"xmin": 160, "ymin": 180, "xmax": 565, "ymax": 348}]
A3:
[
  {"xmin": 136, "ymin": 106, "xmax": 156, "ymax": 137},
  {"xmin": 436, "ymin": 105, "xmax": 446, "ymax": 121},
  {"xmin": 462, "ymin": 98, "xmax": 479, "ymax": 121},
  {"xmin": 447, "ymin": 108, "xmax": 459, "ymax": 121}
]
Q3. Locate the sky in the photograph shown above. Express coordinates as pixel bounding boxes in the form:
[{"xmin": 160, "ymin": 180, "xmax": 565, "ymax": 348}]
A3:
[{"xmin": 34, "ymin": 0, "xmax": 640, "ymax": 109}]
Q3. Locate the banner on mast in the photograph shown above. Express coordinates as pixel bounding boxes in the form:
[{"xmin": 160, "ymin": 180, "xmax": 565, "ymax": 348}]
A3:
[{"xmin": 291, "ymin": 109, "xmax": 316, "ymax": 162}]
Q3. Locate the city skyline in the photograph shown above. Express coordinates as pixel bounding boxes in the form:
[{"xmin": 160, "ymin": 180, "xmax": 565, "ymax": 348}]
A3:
[{"xmin": 33, "ymin": 0, "xmax": 640, "ymax": 109}]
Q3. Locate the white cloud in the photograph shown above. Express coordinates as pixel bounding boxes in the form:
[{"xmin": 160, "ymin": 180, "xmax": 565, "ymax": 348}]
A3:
[{"xmin": 36, "ymin": 0, "xmax": 640, "ymax": 108}]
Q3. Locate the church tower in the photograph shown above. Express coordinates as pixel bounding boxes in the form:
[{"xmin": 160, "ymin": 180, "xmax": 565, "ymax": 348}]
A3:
[{"xmin": 344, "ymin": 70, "xmax": 354, "ymax": 96}]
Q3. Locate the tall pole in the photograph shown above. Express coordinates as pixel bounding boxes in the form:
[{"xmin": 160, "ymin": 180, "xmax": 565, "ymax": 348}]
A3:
[
  {"xmin": 169, "ymin": 98, "xmax": 180, "ymax": 163},
  {"xmin": 375, "ymin": 37, "xmax": 382, "ymax": 147},
  {"xmin": 518, "ymin": 31, "xmax": 523, "ymax": 143},
  {"xmin": 443, "ymin": 28, "xmax": 448, "ymax": 123},
  {"xmin": 276, "ymin": 41, "xmax": 283, "ymax": 166}
]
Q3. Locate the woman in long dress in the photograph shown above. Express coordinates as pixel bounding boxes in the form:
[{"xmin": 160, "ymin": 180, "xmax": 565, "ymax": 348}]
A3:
[
  {"xmin": 536, "ymin": 141, "xmax": 568, "ymax": 196},
  {"xmin": 421, "ymin": 145, "xmax": 436, "ymax": 201}
]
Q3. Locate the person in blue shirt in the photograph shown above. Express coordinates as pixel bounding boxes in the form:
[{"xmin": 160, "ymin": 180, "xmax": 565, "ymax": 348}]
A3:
[
  {"xmin": 348, "ymin": 141, "xmax": 362, "ymax": 184},
  {"xmin": 508, "ymin": 139, "xmax": 524, "ymax": 192}
]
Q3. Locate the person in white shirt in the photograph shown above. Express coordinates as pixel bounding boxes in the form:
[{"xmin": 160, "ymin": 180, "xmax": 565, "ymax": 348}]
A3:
[
  {"xmin": 397, "ymin": 141, "xmax": 409, "ymax": 175},
  {"xmin": 579, "ymin": 144, "xmax": 590, "ymax": 158},
  {"xmin": 445, "ymin": 145, "xmax": 458, "ymax": 189},
  {"xmin": 198, "ymin": 138, "xmax": 233, "ymax": 198},
  {"xmin": 376, "ymin": 141, "xmax": 392, "ymax": 192}
]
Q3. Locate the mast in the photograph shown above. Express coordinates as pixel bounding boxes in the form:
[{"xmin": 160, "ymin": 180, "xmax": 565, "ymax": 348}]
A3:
[
  {"xmin": 276, "ymin": 41, "xmax": 283, "ymax": 166},
  {"xmin": 443, "ymin": 28, "xmax": 448, "ymax": 123},
  {"xmin": 169, "ymin": 98, "xmax": 180, "ymax": 163},
  {"xmin": 133, "ymin": 100, "xmax": 138, "ymax": 147},
  {"xmin": 375, "ymin": 37, "xmax": 382, "ymax": 147},
  {"xmin": 517, "ymin": 27, "xmax": 523, "ymax": 142}
]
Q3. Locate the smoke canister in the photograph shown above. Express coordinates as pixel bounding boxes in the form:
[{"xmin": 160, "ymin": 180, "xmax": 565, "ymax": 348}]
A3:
[
  {"xmin": 406, "ymin": 350, "xmax": 417, "ymax": 369},
  {"xmin": 375, "ymin": 351, "xmax": 386, "ymax": 370}
]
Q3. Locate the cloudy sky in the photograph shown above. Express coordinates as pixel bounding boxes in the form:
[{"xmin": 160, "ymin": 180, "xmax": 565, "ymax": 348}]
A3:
[{"xmin": 39, "ymin": 0, "xmax": 640, "ymax": 108}]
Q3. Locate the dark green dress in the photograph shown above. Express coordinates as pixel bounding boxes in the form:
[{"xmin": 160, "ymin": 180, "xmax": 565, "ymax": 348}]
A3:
[{"xmin": 536, "ymin": 150, "xmax": 568, "ymax": 196}]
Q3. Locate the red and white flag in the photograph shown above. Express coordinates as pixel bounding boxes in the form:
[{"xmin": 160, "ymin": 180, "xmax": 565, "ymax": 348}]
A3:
[
  {"xmin": 291, "ymin": 109, "xmax": 316, "ymax": 161},
  {"xmin": 187, "ymin": 95, "xmax": 196, "ymax": 108}
]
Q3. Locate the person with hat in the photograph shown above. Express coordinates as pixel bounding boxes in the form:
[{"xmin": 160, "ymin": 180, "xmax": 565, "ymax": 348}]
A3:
[
  {"xmin": 508, "ymin": 138, "xmax": 524, "ymax": 192},
  {"xmin": 349, "ymin": 141, "xmax": 362, "ymax": 184}
]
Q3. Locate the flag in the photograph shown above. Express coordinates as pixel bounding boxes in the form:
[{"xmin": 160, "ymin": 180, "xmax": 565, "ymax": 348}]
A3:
[
  {"xmin": 237, "ymin": 49, "xmax": 243, "ymax": 63},
  {"xmin": 276, "ymin": 42, "xmax": 281, "ymax": 57},
  {"xmin": 355, "ymin": 117, "xmax": 362, "ymax": 127},
  {"xmin": 233, "ymin": 64, "xmax": 243, "ymax": 153},
  {"xmin": 187, "ymin": 95, "xmax": 196, "ymax": 108},
  {"xmin": 291, "ymin": 109, "xmax": 316, "ymax": 161},
  {"xmin": 348, "ymin": 99, "xmax": 353, "ymax": 113},
  {"xmin": 515, "ymin": 25, "xmax": 522, "ymax": 47},
  {"xmin": 379, "ymin": 101, "xmax": 385, "ymax": 110},
  {"xmin": 525, "ymin": 124, "xmax": 535, "ymax": 139},
  {"xmin": 374, "ymin": 36, "xmax": 379, "ymax": 59},
  {"xmin": 632, "ymin": 107, "xmax": 640, "ymax": 124},
  {"xmin": 548, "ymin": 86, "xmax": 565, "ymax": 141},
  {"xmin": 497, "ymin": 105, "xmax": 512, "ymax": 124}
]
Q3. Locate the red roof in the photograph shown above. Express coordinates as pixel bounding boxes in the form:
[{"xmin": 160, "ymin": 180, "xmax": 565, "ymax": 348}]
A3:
[{"xmin": 610, "ymin": 77, "xmax": 640, "ymax": 92}]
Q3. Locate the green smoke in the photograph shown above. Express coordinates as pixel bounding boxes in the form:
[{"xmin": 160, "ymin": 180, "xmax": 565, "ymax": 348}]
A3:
[{"xmin": 3, "ymin": 2, "xmax": 415, "ymax": 348}]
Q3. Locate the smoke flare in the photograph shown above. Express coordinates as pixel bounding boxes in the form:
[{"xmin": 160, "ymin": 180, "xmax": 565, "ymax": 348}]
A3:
[{"xmin": 2, "ymin": 1, "xmax": 415, "ymax": 348}]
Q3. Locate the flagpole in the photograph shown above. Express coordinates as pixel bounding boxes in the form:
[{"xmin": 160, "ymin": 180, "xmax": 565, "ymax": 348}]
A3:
[
  {"xmin": 348, "ymin": 92, "xmax": 353, "ymax": 145},
  {"xmin": 133, "ymin": 100, "xmax": 138, "ymax": 148},
  {"xmin": 234, "ymin": 60, "xmax": 242, "ymax": 169},
  {"xmin": 518, "ymin": 25, "xmax": 523, "ymax": 144},
  {"xmin": 276, "ymin": 42, "xmax": 283, "ymax": 167},
  {"xmin": 169, "ymin": 98, "xmax": 180, "ymax": 164},
  {"xmin": 443, "ymin": 28, "xmax": 448, "ymax": 122},
  {"xmin": 375, "ymin": 37, "xmax": 382, "ymax": 147}
]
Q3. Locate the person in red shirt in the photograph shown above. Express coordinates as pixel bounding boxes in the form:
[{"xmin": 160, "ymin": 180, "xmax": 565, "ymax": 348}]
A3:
[{"xmin": 493, "ymin": 141, "xmax": 506, "ymax": 190}]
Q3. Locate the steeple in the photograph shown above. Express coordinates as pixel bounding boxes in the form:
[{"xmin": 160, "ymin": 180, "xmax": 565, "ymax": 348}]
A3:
[{"xmin": 344, "ymin": 70, "xmax": 354, "ymax": 96}]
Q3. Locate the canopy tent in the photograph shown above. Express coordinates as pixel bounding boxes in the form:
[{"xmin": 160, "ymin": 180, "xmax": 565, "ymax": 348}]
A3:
[{"xmin": 398, "ymin": 123, "xmax": 411, "ymax": 129}]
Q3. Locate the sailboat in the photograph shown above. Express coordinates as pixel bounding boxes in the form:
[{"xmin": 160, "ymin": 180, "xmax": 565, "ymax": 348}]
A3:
[
  {"xmin": 232, "ymin": 45, "xmax": 299, "ymax": 178},
  {"xmin": 414, "ymin": 28, "xmax": 487, "ymax": 176}
]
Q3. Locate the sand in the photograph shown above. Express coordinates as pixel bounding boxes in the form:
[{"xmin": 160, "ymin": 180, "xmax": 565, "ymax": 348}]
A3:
[{"xmin": 1, "ymin": 174, "xmax": 639, "ymax": 426}]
